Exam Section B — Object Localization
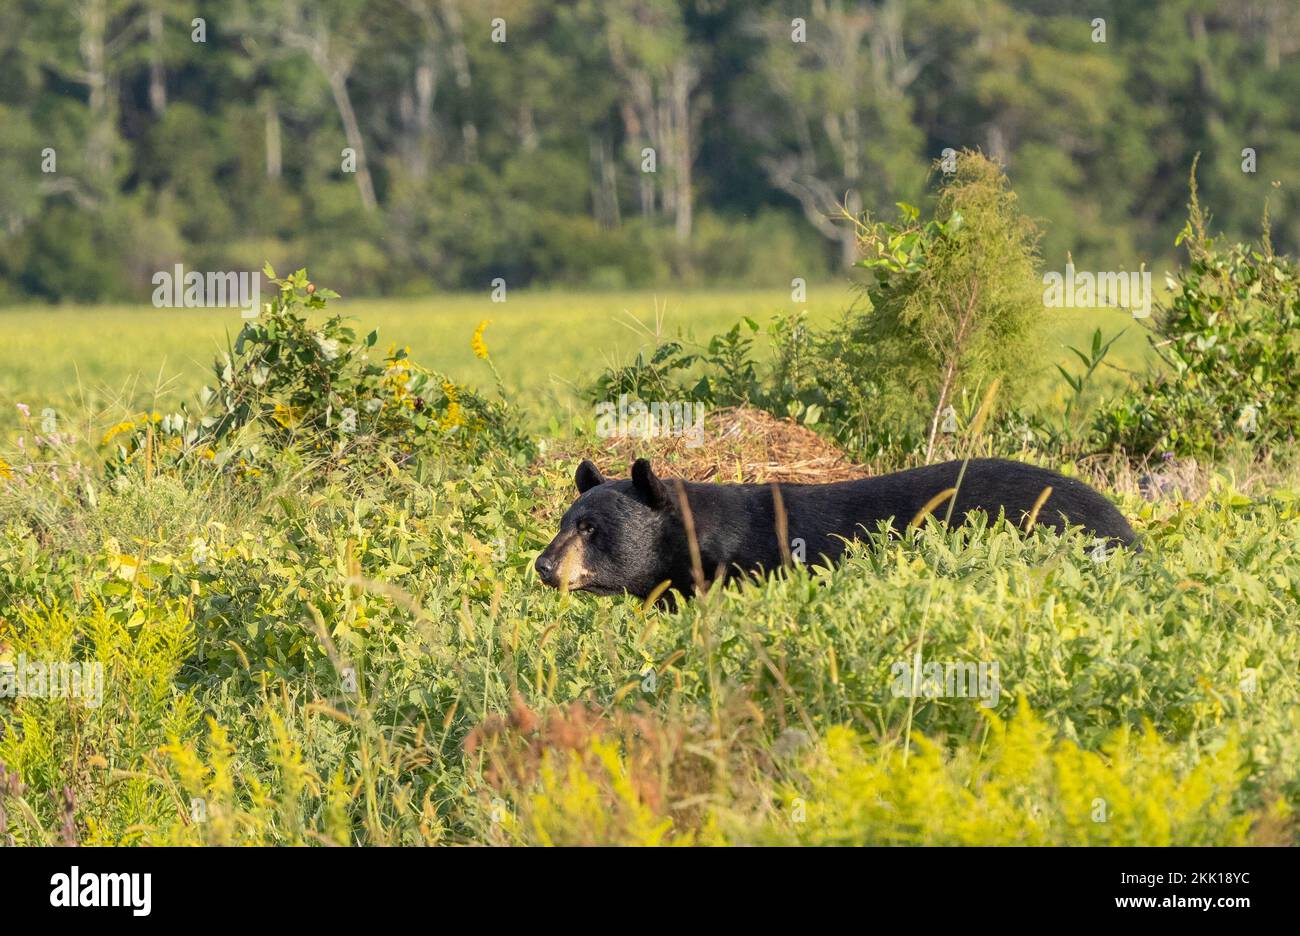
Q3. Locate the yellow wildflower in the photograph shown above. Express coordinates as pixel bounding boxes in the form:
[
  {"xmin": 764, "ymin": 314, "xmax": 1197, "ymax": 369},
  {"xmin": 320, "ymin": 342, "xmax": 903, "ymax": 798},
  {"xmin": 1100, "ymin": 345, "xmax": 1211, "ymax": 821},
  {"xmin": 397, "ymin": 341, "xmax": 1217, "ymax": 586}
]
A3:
[
  {"xmin": 440, "ymin": 381, "xmax": 465, "ymax": 429},
  {"xmin": 271, "ymin": 403, "xmax": 304, "ymax": 428},
  {"xmin": 0, "ymin": 456, "xmax": 12, "ymax": 479},
  {"xmin": 441, "ymin": 403, "xmax": 464, "ymax": 430},
  {"xmin": 471, "ymin": 319, "xmax": 492, "ymax": 360},
  {"xmin": 101, "ymin": 420, "xmax": 138, "ymax": 446},
  {"xmin": 384, "ymin": 354, "xmax": 413, "ymax": 403}
]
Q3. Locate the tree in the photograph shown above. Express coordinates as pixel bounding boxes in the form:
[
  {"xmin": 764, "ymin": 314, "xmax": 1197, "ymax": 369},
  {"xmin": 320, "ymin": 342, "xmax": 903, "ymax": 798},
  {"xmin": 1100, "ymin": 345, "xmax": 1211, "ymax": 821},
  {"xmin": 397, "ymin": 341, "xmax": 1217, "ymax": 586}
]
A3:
[
  {"xmin": 258, "ymin": 0, "xmax": 380, "ymax": 212},
  {"xmin": 747, "ymin": 0, "xmax": 927, "ymax": 267},
  {"xmin": 850, "ymin": 151, "xmax": 1042, "ymax": 457},
  {"xmin": 27, "ymin": 0, "xmax": 143, "ymax": 199},
  {"xmin": 600, "ymin": 0, "xmax": 702, "ymax": 245}
]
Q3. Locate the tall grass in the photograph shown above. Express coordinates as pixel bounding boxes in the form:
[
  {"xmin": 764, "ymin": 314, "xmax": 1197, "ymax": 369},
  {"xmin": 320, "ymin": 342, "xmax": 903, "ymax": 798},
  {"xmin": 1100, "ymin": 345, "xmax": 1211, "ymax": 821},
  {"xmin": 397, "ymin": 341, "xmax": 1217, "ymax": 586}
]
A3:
[{"xmin": 2, "ymin": 444, "xmax": 1297, "ymax": 845}]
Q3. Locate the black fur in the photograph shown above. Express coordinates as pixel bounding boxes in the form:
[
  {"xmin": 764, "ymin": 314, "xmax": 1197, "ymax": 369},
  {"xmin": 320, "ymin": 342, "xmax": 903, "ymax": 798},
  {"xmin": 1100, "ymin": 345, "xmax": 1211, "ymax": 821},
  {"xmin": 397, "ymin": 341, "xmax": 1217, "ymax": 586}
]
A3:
[{"xmin": 536, "ymin": 457, "xmax": 1138, "ymax": 600}]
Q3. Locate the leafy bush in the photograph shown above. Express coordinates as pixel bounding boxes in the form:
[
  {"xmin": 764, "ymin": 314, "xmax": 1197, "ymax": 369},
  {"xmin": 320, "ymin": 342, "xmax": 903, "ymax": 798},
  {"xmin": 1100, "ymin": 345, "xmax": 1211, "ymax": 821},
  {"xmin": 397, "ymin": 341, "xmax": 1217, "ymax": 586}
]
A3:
[
  {"xmin": 588, "ymin": 152, "xmax": 1049, "ymax": 465},
  {"xmin": 101, "ymin": 266, "xmax": 532, "ymax": 478},
  {"xmin": 586, "ymin": 317, "xmax": 766, "ymax": 409},
  {"xmin": 1096, "ymin": 166, "xmax": 1300, "ymax": 460},
  {"xmin": 6, "ymin": 253, "xmax": 1300, "ymax": 846},
  {"xmin": 825, "ymin": 150, "xmax": 1043, "ymax": 460}
]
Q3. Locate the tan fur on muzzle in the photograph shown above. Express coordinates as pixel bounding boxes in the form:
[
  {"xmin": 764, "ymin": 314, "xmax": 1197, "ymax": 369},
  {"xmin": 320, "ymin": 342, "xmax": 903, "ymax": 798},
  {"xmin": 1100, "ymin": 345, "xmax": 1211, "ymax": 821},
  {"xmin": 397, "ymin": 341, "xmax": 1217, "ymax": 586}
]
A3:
[{"xmin": 551, "ymin": 531, "xmax": 591, "ymax": 592}]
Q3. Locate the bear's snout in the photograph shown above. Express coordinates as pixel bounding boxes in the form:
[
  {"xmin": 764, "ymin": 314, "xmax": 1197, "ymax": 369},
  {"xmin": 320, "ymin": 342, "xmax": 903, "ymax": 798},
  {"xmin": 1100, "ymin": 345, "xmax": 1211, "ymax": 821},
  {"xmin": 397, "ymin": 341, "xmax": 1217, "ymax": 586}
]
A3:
[
  {"xmin": 535, "ymin": 530, "xmax": 591, "ymax": 590},
  {"xmin": 534, "ymin": 551, "xmax": 559, "ymax": 587}
]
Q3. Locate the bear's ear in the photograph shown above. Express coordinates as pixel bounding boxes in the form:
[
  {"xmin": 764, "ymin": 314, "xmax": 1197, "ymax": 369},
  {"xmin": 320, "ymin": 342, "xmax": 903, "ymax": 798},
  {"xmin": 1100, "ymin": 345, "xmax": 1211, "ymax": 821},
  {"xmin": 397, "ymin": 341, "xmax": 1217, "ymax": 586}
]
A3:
[
  {"xmin": 631, "ymin": 458, "xmax": 668, "ymax": 509},
  {"xmin": 575, "ymin": 459, "xmax": 607, "ymax": 493}
]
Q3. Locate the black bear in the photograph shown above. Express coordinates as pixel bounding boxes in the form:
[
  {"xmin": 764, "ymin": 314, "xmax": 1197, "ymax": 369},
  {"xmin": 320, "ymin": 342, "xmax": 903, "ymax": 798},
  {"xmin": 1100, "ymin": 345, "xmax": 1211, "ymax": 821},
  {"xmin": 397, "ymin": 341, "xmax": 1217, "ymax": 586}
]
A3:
[{"xmin": 535, "ymin": 457, "xmax": 1138, "ymax": 600}]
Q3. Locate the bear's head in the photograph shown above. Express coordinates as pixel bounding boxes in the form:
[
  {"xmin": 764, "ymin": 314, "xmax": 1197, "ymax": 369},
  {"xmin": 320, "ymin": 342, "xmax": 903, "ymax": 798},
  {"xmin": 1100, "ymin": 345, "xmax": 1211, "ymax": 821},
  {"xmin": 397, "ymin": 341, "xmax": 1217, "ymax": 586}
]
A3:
[{"xmin": 535, "ymin": 458, "xmax": 681, "ymax": 598}]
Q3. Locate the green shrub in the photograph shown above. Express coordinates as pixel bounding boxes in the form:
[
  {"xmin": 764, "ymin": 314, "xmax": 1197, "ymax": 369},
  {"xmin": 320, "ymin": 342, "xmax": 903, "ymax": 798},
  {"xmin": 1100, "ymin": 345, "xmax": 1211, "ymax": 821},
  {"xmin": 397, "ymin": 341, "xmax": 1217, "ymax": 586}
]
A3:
[
  {"xmin": 825, "ymin": 150, "xmax": 1043, "ymax": 460},
  {"xmin": 1096, "ymin": 165, "xmax": 1300, "ymax": 460},
  {"xmin": 595, "ymin": 151, "xmax": 1049, "ymax": 464},
  {"xmin": 586, "ymin": 317, "xmax": 766, "ymax": 409},
  {"xmin": 3, "ymin": 447, "xmax": 1298, "ymax": 845},
  {"xmin": 101, "ymin": 266, "xmax": 532, "ymax": 479}
]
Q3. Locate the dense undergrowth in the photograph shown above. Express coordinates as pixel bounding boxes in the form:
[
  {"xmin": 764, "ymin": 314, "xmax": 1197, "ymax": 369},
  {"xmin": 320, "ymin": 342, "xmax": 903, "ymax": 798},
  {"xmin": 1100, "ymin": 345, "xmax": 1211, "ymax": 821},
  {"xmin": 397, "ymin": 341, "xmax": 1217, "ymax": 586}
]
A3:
[
  {"xmin": 1, "ymin": 442, "xmax": 1297, "ymax": 844},
  {"xmin": 2, "ymin": 164, "xmax": 1299, "ymax": 845}
]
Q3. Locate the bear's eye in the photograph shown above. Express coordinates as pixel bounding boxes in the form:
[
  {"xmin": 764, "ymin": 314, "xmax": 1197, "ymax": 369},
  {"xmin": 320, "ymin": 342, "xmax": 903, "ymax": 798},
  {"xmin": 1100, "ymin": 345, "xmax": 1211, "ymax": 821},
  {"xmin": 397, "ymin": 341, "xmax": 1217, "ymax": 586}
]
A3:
[{"xmin": 577, "ymin": 519, "xmax": 595, "ymax": 536}]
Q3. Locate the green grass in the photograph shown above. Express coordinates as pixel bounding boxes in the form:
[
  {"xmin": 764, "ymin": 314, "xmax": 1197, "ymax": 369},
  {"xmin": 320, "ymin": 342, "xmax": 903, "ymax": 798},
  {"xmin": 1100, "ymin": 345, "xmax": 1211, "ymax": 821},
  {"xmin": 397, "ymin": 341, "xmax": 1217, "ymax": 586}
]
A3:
[
  {"xmin": 0, "ymin": 288, "xmax": 1151, "ymax": 437},
  {"xmin": 8, "ymin": 286, "xmax": 1288, "ymax": 848},
  {"xmin": 2, "ymin": 447, "xmax": 1297, "ymax": 845}
]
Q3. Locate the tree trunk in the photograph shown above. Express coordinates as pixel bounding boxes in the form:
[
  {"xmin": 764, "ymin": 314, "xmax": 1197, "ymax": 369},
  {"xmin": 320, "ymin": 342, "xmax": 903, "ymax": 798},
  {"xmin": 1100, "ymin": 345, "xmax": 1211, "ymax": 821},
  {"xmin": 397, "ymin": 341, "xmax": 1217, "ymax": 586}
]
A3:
[
  {"xmin": 602, "ymin": 136, "xmax": 620, "ymax": 228},
  {"xmin": 439, "ymin": 0, "xmax": 478, "ymax": 159},
  {"xmin": 148, "ymin": 5, "xmax": 166, "ymax": 115},
  {"xmin": 518, "ymin": 103, "xmax": 538, "ymax": 152},
  {"xmin": 619, "ymin": 97, "xmax": 654, "ymax": 218},
  {"xmin": 670, "ymin": 62, "xmax": 695, "ymax": 245},
  {"xmin": 264, "ymin": 96, "xmax": 282, "ymax": 179},
  {"xmin": 326, "ymin": 67, "xmax": 377, "ymax": 212},
  {"xmin": 79, "ymin": 0, "xmax": 113, "ymax": 188},
  {"xmin": 590, "ymin": 134, "xmax": 620, "ymax": 229},
  {"xmin": 415, "ymin": 53, "xmax": 436, "ymax": 174}
]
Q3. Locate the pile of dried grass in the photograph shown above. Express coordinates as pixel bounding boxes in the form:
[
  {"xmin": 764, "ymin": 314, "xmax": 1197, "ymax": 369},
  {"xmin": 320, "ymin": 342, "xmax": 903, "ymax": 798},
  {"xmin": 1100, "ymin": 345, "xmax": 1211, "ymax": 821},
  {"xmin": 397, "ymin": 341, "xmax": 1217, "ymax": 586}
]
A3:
[
  {"xmin": 538, "ymin": 405, "xmax": 863, "ymax": 484},
  {"xmin": 539, "ymin": 405, "xmax": 1296, "ymax": 500}
]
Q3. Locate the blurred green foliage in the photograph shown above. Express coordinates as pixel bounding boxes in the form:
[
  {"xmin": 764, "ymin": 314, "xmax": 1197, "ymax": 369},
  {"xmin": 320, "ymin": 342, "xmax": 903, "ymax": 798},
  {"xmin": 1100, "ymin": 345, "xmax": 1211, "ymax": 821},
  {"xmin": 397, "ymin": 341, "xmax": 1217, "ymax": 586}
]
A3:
[{"xmin": 1, "ymin": 0, "xmax": 1298, "ymax": 301}]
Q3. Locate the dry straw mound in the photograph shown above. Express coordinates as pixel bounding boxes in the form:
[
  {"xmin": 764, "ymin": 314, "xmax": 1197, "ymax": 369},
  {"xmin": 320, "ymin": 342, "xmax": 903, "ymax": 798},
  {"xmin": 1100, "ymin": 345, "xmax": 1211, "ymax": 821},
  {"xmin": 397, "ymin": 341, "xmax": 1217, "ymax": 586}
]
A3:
[{"xmin": 539, "ymin": 405, "xmax": 863, "ymax": 484}]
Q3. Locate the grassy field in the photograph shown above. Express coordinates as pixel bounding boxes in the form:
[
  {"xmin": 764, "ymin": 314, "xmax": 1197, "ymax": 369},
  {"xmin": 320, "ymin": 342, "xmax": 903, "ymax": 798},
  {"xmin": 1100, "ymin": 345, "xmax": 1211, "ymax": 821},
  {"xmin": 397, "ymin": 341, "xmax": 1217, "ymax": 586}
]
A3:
[
  {"xmin": 0, "ymin": 286, "xmax": 1150, "ymax": 438},
  {"xmin": 3, "ymin": 287, "xmax": 1296, "ymax": 847}
]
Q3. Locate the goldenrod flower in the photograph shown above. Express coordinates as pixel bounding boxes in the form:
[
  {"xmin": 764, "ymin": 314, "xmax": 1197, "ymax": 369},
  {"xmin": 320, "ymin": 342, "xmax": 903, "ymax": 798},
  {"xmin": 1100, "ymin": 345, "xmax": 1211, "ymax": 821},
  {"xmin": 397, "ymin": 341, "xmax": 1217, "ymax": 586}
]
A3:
[
  {"xmin": 439, "ymin": 380, "xmax": 465, "ymax": 429},
  {"xmin": 271, "ymin": 403, "xmax": 304, "ymax": 428},
  {"xmin": 471, "ymin": 319, "xmax": 492, "ymax": 360},
  {"xmin": 440, "ymin": 403, "xmax": 464, "ymax": 430},
  {"xmin": 101, "ymin": 420, "xmax": 138, "ymax": 446},
  {"xmin": 383, "ymin": 353, "xmax": 413, "ymax": 405}
]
